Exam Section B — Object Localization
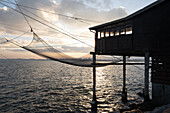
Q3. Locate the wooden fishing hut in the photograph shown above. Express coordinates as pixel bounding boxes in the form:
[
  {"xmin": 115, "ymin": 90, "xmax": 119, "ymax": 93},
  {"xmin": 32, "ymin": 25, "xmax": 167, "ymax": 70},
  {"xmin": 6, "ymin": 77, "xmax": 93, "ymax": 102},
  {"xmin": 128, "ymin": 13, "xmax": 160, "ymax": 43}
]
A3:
[{"xmin": 89, "ymin": 0, "xmax": 170, "ymax": 111}]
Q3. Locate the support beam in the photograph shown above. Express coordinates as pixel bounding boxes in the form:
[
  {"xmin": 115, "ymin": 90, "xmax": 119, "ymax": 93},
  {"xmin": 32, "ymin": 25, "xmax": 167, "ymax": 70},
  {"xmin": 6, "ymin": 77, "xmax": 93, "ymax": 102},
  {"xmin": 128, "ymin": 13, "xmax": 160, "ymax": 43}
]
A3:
[
  {"xmin": 122, "ymin": 55, "xmax": 127, "ymax": 103},
  {"xmin": 91, "ymin": 52, "xmax": 97, "ymax": 112},
  {"xmin": 92, "ymin": 63, "xmax": 146, "ymax": 66},
  {"xmin": 144, "ymin": 52, "xmax": 150, "ymax": 102}
]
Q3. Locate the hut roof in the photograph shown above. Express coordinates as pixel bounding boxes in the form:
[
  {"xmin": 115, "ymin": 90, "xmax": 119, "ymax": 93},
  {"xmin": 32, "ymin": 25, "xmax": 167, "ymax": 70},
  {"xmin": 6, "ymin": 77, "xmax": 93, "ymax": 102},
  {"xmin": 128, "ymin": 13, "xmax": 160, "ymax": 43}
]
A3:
[{"xmin": 89, "ymin": 0, "xmax": 166, "ymax": 30}]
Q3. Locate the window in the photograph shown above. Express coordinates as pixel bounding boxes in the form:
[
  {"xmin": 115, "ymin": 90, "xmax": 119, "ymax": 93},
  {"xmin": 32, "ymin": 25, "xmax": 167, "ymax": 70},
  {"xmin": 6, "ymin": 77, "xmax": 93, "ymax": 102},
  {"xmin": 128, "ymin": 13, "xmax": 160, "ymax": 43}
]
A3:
[
  {"xmin": 105, "ymin": 31, "xmax": 109, "ymax": 37},
  {"xmin": 98, "ymin": 32, "xmax": 100, "ymax": 39},
  {"xmin": 101, "ymin": 32, "xmax": 104, "ymax": 38},
  {"xmin": 110, "ymin": 31, "xmax": 114, "ymax": 36},
  {"xmin": 126, "ymin": 27, "xmax": 132, "ymax": 34},
  {"xmin": 115, "ymin": 30, "xmax": 119, "ymax": 36},
  {"xmin": 110, "ymin": 29, "xmax": 114, "ymax": 36},
  {"xmin": 121, "ymin": 29, "xmax": 126, "ymax": 35}
]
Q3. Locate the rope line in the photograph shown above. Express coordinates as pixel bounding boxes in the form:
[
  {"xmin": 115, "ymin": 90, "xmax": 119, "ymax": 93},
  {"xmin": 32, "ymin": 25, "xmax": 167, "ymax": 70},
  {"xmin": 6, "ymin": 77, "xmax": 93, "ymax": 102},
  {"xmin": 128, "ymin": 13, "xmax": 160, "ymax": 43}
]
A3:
[
  {"xmin": 0, "ymin": 1, "xmax": 94, "ymax": 48},
  {"xmin": 0, "ymin": 30, "xmax": 30, "ymax": 44},
  {"xmin": 0, "ymin": 0, "xmax": 101, "ymax": 24},
  {"xmin": 13, "ymin": 0, "xmax": 32, "ymax": 31},
  {"xmin": 0, "ymin": 22, "xmax": 93, "ymax": 39}
]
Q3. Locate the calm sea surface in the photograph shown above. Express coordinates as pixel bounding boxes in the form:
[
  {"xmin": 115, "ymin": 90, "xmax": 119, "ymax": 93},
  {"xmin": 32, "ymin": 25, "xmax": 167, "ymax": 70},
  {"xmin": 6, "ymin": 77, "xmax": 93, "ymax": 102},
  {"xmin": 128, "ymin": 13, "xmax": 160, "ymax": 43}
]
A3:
[{"xmin": 0, "ymin": 59, "xmax": 148, "ymax": 113}]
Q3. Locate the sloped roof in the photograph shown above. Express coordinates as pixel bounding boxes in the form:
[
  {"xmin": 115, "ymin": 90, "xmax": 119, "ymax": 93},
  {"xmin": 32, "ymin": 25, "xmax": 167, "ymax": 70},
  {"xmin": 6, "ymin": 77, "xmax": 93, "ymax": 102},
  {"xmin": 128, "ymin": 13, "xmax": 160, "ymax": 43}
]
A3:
[{"xmin": 89, "ymin": 0, "xmax": 166, "ymax": 30}]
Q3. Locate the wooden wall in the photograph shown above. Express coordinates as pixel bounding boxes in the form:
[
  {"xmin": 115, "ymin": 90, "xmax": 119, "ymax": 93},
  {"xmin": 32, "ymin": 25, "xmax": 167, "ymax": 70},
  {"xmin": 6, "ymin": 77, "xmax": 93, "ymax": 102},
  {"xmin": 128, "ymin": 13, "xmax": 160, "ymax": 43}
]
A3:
[
  {"xmin": 95, "ymin": 1, "xmax": 170, "ymax": 56},
  {"xmin": 133, "ymin": 0, "xmax": 170, "ymax": 52}
]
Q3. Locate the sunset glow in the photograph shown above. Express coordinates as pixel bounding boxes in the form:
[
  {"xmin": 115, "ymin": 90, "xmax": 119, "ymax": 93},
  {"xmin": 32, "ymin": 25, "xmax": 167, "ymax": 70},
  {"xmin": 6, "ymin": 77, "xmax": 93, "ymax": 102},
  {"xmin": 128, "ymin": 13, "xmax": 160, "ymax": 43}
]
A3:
[{"xmin": 0, "ymin": 0, "xmax": 157, "ymax": 59}]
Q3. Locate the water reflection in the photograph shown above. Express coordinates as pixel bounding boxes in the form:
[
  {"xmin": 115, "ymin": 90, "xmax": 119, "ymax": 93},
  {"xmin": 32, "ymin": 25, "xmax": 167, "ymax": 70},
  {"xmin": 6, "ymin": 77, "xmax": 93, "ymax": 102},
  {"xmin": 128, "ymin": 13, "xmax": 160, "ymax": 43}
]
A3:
[{"xmin": 0, "ymin": 60, "xmax": 146, "ymax": 113}]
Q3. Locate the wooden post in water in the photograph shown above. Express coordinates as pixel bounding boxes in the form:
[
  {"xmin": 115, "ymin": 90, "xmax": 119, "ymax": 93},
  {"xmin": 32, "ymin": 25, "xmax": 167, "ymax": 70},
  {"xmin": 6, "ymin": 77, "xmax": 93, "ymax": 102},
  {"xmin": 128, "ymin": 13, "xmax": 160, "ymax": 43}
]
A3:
[
  {"xmin": 122, "ymin": 55, "xmax": 127, "ymax": 103},
  {"xmin": 144, "ymin": 52, "xmax": 150, "ymax": 102},
  {"xmin": 91, "ymin": 52, "xmax": 97, "ymax": 112}
]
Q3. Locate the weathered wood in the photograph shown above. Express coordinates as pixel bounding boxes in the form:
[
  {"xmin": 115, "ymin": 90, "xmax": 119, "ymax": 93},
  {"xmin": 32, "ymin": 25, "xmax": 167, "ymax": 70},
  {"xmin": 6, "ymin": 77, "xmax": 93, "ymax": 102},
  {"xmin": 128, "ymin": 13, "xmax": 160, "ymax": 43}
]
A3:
[
  {"xmin": 123, "ymin": 55, "xmax": 126, "ymax": 93},
  {"xmin": 92, "ymin": 63, "xmax": 145, "ymax": 66},
  {"xmin": 90, "ymin": 0, "xmax": 170, "ymax": 107},
  {"xmin": 122, "ymin": 55, "xmax": 127, "ymax": 103},
  {"xmin": 151, "ymin": 56, "xmax": 170, "ymax": 85},
  {"xmin": 91, "ymin": 52, "xmax": 97, "ymax": 112},
  {"xmin": 90, "ymin": 1, "xmax": 170, "ymax": 56},
  {"xmin": 144, "ymin": 52, "xmax": 150, "ymax": 102}
]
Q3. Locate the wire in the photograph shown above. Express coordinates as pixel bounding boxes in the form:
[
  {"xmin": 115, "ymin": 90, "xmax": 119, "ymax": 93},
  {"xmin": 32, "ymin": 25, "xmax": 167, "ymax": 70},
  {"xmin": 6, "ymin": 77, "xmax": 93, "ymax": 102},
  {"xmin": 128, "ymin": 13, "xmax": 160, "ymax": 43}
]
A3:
[
  {"xmin": 0, "ymin": 30, "xmax": 30, "ymax": 44},
  {"xmin": 1, "ymin": 1, "xmax": 93, "ymax": 39},
  {"xmin": 21, "ymin": 6, "xmax": 76, "ymax": 37},
  {"xmin": 21, "ymin": 7, "xmax": 93, "ymax": 40},
  {"xmin": 0, "ymin": 31, "xmax": 29, "ymax": 47},
  {"xmin": 0, "ymin": 22, "xmax": 93, "ymax": 39},
  {"xmin": 0, "ymin": 26, "xmax": 29, "ymax": 33},
  {"xmin": 0, "ymin": 0, "xmax": 101, "ymax": 24},
  {"xmin": 0, "ymin": 2, "xmax": 94, "ymax": 48},
  {"xmin": 13, "ymin": 0, "xmax": 32, "ymax": 31}
]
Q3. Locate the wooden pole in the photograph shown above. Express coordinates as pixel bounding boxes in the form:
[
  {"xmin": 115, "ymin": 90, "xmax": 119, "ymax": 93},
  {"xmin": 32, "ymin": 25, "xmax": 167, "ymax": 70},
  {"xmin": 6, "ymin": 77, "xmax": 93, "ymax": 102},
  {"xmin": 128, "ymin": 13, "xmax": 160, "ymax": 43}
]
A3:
[
  {"xmin": 92, "ymin": 63, "xmax": 146, "ymax": 66},
  {"xmin": 91, "ymin": 52, "xmax": 97, "ymax": 112},
  {"xmin": 144, "ymin": 52, "xmax": 150, "ymax": 102},
  {"xmin": 122, "ymin": 55, "xmax": 127, "ymax": 103},
  {"xmin": 123, "ymin": 55, "xmax": 126, "ymax": 93}
]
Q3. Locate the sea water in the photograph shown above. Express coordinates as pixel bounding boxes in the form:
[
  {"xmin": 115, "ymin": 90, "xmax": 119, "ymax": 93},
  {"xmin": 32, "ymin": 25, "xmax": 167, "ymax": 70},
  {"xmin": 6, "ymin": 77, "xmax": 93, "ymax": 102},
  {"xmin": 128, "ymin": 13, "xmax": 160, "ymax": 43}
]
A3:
[{"xmin": 0, "ymin": 59, "xmax": 147, "ymax": 112}]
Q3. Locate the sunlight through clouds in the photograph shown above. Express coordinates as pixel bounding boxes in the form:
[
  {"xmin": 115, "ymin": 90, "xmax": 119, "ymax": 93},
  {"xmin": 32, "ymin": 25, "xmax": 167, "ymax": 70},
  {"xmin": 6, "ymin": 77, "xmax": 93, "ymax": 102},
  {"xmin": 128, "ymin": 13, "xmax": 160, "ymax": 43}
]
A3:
[
  {"xmin": 0, "ymin": 0, "xmax": 157, "ymax": 59},
  {"xmin": 0, "ymin": 6, "xmax": 8, "ymax": 11},
  {"xmin": 41, "ymin": 11, "xmax": 59, "ymax": 22}
]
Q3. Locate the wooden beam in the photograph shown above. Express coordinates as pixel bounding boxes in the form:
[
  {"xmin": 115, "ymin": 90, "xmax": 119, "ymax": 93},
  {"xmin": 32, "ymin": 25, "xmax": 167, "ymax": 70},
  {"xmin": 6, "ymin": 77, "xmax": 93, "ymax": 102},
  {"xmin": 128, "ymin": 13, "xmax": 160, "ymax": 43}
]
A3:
[
  {"xmin": 91, "ymin": 52, "xmax": 97, "ymax": 112},
  {"xmin": 92, "ymin": 63, "xmax": 145, "ymax": 66},
  {"xmin": 122, "ymin": 55, "xmax": 127, "ymax": 103},
  {"xmin": 144, "ymin": 52, "xmax": 150, "ymax": 102}
]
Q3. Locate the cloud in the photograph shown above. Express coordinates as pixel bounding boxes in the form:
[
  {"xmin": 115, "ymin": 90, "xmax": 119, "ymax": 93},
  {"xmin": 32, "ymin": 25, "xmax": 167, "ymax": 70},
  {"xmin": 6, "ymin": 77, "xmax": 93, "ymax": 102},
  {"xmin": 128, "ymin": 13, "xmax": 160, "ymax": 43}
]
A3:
[
  {"xmin": 0, "ymin": 0, "xmax": 58, "ymax": 34},
  {"xmin": 58, "ymin": 0, "xmax": 128, "ymax": 28},
  {"xmin": 61, "ymin": 45, "xmax": 91, "ymax": 53},
  {"xmin": 0, "ymin": 0, "xmax": 128, "ymax": 58},
  {"xmin": 0, "ymin": 0, "xmax": 128, "ymax": 34},
  {"xmin": 0, "ymin": 6, "xmax": 8, "ymax": 11}
]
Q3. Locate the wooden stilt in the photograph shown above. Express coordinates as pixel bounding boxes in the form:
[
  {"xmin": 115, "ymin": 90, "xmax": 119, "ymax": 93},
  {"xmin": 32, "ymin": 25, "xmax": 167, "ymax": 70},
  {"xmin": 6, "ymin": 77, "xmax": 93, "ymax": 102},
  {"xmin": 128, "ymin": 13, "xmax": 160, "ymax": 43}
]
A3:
[
  {"xmin": 122, "ymin": 55, "xmax": 127, "ymax": 103},
  {"xmin": 144, "ymin": 52, "xmax": 150, "ymax": 102},
  {"xmin": 91, "ymin": 52, "xmax": 97, "ymax": 112}
]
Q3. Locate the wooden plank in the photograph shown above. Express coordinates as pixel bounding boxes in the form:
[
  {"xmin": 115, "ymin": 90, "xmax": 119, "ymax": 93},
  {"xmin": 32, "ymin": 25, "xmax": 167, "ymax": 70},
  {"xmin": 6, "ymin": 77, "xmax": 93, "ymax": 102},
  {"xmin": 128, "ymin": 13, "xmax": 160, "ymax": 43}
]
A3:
[
  {"xmin": 152, "ymin": 79, "xmax": 170, "ymax": 85},
  {"xmin": 93, "ymin": 63, "xmax": 145, "ymax": 66}
]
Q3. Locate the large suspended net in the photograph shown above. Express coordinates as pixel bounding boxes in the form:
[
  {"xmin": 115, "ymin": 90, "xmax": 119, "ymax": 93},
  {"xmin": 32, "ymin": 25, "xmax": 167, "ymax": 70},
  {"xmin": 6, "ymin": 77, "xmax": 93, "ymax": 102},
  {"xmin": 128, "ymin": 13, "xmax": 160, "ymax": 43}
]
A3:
[
  {"xmin": 0, "ymin": 1, "xmax": 122, "ymax": 67},
  {"xmin": 20, "ymin": 32, "xmax": 122, "ymax": 67}
]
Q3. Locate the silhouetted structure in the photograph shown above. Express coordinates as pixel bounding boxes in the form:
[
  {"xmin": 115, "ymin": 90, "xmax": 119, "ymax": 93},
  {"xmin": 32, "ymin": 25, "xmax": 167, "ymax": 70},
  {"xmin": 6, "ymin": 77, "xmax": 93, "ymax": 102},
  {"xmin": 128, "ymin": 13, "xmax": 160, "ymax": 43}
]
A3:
[{"xmin": 89, "ymin": 0, "xmax": 170, "ymax": 110}]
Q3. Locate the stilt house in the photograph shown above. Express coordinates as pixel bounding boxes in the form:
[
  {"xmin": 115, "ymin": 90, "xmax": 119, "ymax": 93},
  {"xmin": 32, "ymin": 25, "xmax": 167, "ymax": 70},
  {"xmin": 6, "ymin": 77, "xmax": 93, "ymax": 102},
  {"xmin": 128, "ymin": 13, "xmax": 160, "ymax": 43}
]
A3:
[{"xmin": 89, "ymin": 0, "xmax": 170, "ymax": 106}]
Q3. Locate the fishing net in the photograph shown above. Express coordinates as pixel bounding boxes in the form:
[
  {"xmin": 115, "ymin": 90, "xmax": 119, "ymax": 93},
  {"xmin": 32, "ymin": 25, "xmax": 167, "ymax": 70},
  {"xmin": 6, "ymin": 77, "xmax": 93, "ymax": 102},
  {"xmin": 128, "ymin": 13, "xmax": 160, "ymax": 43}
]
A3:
[
  {"xmin": 21, "ymin": 32, "xmax": 122, "ymax": 67},
  {"xmin": 0, "ymin": 38, "xmax": 8, "ymax": 44}
]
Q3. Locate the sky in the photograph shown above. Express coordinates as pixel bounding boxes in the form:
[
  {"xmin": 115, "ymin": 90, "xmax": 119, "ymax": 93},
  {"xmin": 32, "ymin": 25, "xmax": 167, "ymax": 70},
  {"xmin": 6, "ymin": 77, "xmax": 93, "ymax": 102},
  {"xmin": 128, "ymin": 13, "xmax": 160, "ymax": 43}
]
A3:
[{"xmin": 0, "ymin": 0, "xmax": 157, "ymax": 59}]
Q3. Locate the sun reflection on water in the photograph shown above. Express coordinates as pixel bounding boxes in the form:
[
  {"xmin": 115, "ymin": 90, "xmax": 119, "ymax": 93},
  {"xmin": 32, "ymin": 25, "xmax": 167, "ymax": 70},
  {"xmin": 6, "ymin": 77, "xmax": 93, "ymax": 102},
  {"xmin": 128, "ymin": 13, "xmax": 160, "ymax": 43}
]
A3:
[{"xmin": 96, "ymin": 67, "xmax": 109, "ymax": 87}]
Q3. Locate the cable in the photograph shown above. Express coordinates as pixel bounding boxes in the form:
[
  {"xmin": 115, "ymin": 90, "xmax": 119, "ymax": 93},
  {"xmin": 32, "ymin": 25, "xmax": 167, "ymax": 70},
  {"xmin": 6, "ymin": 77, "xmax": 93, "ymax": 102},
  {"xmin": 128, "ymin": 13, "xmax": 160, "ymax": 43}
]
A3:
[
  {"xmin": 0, "ymin": 30, "xmax": 30, "ymax": 44},
  {"xmin": 0, "ymin": 25, "xmax": 29, "ymax": 33},
  {"xmin": 0, "ymin": 31, "xmax": 27, "ymax": 47},
  {"xmin": 21, "ymin": 7, "xmax": 93, "ymax": 40},
  {"xmin": 0, "ymin": 0, "xmax": 94, "ymax": 39},
  {"xmin": 20, "ymin": 6, "xmax": 76, "ymax": 37},
  {"xmin": 13, "ymin": 0, "xmax": 32, "ymax": 31},
  {"xmin": 0, "ymin": 22, "xmax": 93, "ymax": 39},
  {"xmin": 1, "ymin": 0, "xmax": 101, "ymax": 24},
  {"xmin": 0, "ymin": 2, "xmax": 94, "ymax": 48}
]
